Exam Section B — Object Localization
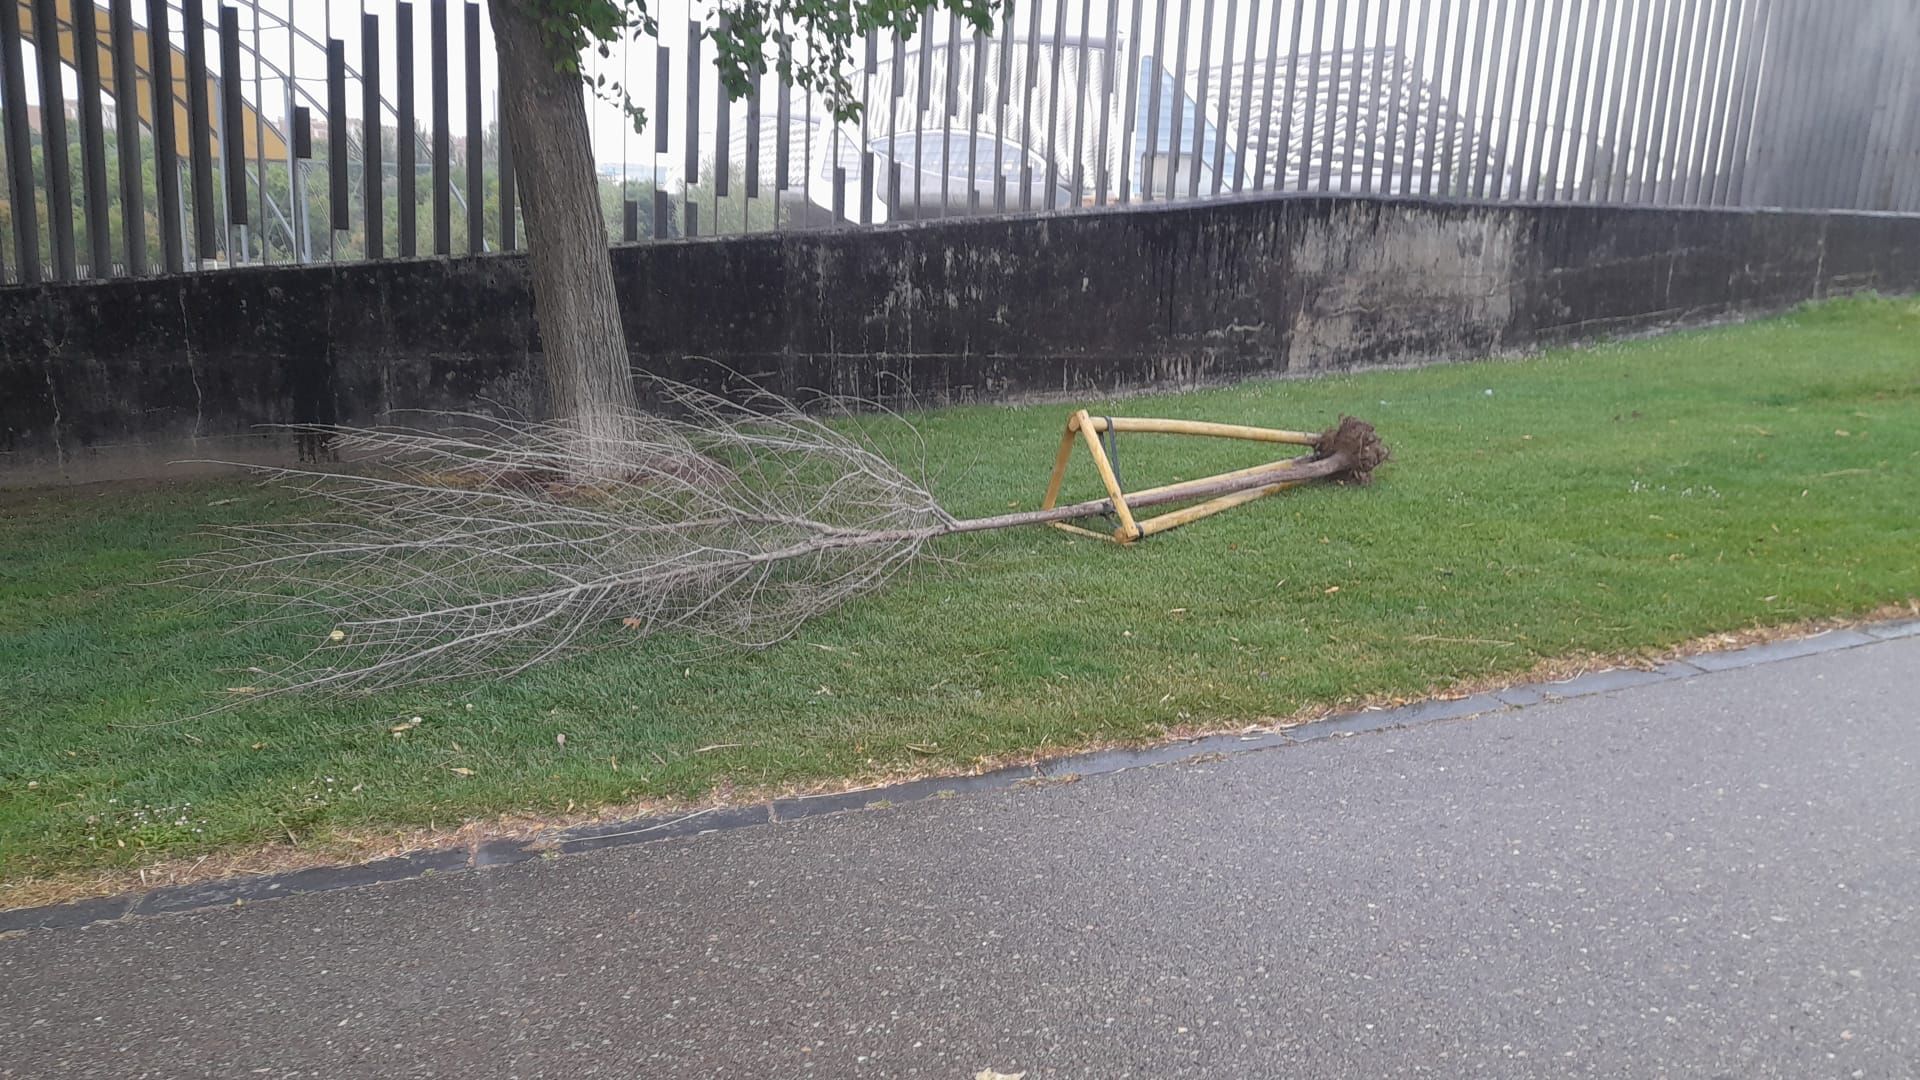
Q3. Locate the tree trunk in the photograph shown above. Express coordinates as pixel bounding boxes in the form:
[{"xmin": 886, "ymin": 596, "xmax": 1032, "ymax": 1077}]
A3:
[{"xmin": 488, "ymin": 0, "xmax": 637, "ymax": 441}]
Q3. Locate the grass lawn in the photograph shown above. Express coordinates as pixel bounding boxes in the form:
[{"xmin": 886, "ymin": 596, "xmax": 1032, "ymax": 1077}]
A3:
[{"xmin": 3, "ymin": 296, "xmax": 1917, "ymax": 890}]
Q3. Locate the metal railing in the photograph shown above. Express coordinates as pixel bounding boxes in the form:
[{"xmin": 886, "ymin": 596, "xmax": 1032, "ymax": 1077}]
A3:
[{"xmin": 3, "ymin": 0, "xmax": 1917, "ymax": 284}]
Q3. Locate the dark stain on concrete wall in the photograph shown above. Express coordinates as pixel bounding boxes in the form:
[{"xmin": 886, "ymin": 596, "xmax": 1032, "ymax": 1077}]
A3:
[{"xmin": 3, "ymin": 193, "xmax": 1917, "ymax": 482}]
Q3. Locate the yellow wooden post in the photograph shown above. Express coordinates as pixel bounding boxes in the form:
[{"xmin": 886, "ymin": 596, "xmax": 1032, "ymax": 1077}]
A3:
[
  {"xmin": 1040, "ymin": 418, "xmax": 1080, "ymax": 511},
  {"xmin": 1132, "ymin": 480, "xmax": 1308, "ymax": 538},
  {"xmin": 1081, "ymin": 416, "xmax": 1321, "ymax": 446},
  {"xmin": 1073, "ymin": 409, "xmax": 1142, "ymax": 542}
]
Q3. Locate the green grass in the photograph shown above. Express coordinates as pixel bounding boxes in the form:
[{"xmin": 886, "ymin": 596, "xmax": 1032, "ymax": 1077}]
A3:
[{"xmin": 4, "ymin": 296, "xmax": 1918, "ymax": 884}]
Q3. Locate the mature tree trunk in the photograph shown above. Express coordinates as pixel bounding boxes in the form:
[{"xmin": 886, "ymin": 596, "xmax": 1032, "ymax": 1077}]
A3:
[{"xmin": 488, "ymin": 0, "xmax": 637, "ymax": 438}]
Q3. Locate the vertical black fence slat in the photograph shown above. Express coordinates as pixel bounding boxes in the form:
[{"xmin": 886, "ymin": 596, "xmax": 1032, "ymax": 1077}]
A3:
[
  {"xmin": 499, "ymin": 94, "xmax": 516, "ymax": 247},
  {"xmin": 685, "ymin": 22, "xmax": 700, "ymax": 215},
  {"xmin": 747, "ymin": 70, "xmax": 761, "ymax": 200},
  {"xmin": 778, "ymin": 65, "xmax": 792, "ymax": 196},
  {"xmin": 1189, "ymin": 0, "xmax": 1213, "ymax": 199},
  {"xmin": 217, "ymin": 5, "xmax": 247, "ymax": 232},
  {"xmin": 1527, "ymin": 0, "xmax": 1565, "ymax": 200},
  {"xmin": 1512, "ymin": 0, "xmax": 1549, "ymax": 200},
  {"xmin": 1620, "ymin": 0, "xmax": 1666, "ymax": 199},
  {"xmin": 181, "ymin": 0, "xmax": 215, "ymax": 259},
  {"xmin": 1758, "ymin": 0, "xmax": 1809, "ymax": 205},
  {"xmin": 656, "ymin": 45, "xmax": 672, "ymax": 158},
  {"xmin": 1688, "ymin": 0, "xmax": 1738, "ymax": 205},
  {"xmin": 1810, "ymin": 10, "xmax": 1864, "ymax": 209},
  {"xmin": 1610, "ymin": 0, "xmax": 1654, "ymax": 201},
  {"xmin": 1399, "ymin": 0, "xmax": 1428, "ymax": 195},
  {"xmin": 31, "ymin": 0, "xmax": 76, "ymax": 277},
  {"xmin": 1669, "ymin": 0, "xmax": 1711, "ymax": 202},
  {"xmin": 1229, "ymin": 0, "xmax": 1256, "ymax": 193},
  {"xmin": 1439, "ymin": 0, "xmax": 1477, "ymax": 194},
  {"xmin": 890, "ymin": 28, "xmax": 906, "ymax": 218},
  {"xmin": 110, "ymin": 0, "xmax": 146, "ymax": 274},
  {"xmin": 1339, "ymin": 0, "xmax": 1373, "ymax": 193},
  {"xmin": 1298, "ymin": 0, "xmax": 1326, "ymax": 190},
  {"xmin": 1143, "ymin": 0, "xmax": 1168, "ymax": 199},
  {"xmin": 1774, "ymin": 0, "xmax": 1829, "ymax": 207},
  {"xmin": 144, "ymin": 0, "xmax": 183, "ymax": 271},
  {"xmin": 1344, "ymin": 0, "xmax": 1374, "ymax": 190},
  {"xmin": 1270, "ymin": 0, "xmax": 1303, "ymax": 191},
  {"xmin": 1713, "ymin": 0, "xmax": 1761, "ymax": 206},
  {"xmin": 1361, "ymin": 0, "xmax": 1393, "ymax": 192},
  {"xmin": 464, "ymin": 3, "xmax": 482, "ymax": 252},
  {"xmin": 327, "ymin": 38, "xmax": 348, "ymax": 232},
  {"xmin": 652, "ymin": 188, "xmax": 669, "ymax": 239},
  {"xmin": 1055, "ymin": 0, "xmax": 1079, "ymax": 207},
  {"xmin": 397, "ymin": 2, "xmax": 417, "ymax": 255},
  {"xmin": 623, "ymin": 197, "xmax": 638, "ymax": 241},
  {"xmin": 1117, "ymin": 0, "xmax": 1141, "ymax": 202},
  {"xmin": 715, "ymin": 23, "xmax": 731, "ymax": 203},
  {"xmin": 1212, "ymin": 0, "xmax": 1237, "ymax": 195},
  {"xmin": 0, "ymin": 0, "xmax": 37, "ymax": 282},
  {"xmin": 1870, "ymin": 25, "xmax": 1914, "ymax": 210},
  {"xmin": 75, "ymin": 0, "xmax": 114, "ymax": 273},
  {"xmin": 1660, "ymin": 0, "xmax": 1707, "ymax": 203},
  {"xmin": 1562, "ymin": 0, "xmax": 1605, "ymax": 202},
  {"xmin": 922, "ymin": 11, "xmax": 939, "ymax": 215},
  {"xmin": 1790, "ymin": 0, "xmax": 1837, "ymax": 206},
  {"xmin": 1534, "ymin": 0, "xmax": 1570, "ymax": 200},
  {"xmin": 1316, "ymin": 0, "xmax": 1344, "ymax": 192},
  {"xmin": 1722, "ymin": 0, "xmax": 1773, "ymax": 205},
  {"xmin": 1466, "ymin": 0, "xmax": 1506, "ymax": 196},
  {"xmin": 1586, "ymin": 0, "xmax": 1628, "ymax": 200},
  {"xmin": 431, "ymin": 0, "xmax": 451, "ymax": 254},
  {"xmin": 362, "ymin": 12, "xmax": 383, "ymax": 258},
  {"xmin": 1637, "ymin": 0, "xmax": 1683, "ymax": 200},
  {"xmin": 858, "ymin": 27, "xmax": 874, "ymax": 222},
  {"xmin": 970, "ymin": 25, "xmax": 987, "ymax": 209},
  {"xmin": 1068, "ymin": 3, "xmax": 1089, "ymax": 205},
  {"xmin": 1484, "ymin": 0, "xmax": 1524, "ymax": 199}
]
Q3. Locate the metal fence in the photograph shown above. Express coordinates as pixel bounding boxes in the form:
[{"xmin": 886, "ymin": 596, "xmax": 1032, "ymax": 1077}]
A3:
[{"xmin": 3, "ymin": 0, "xmax": 1917, "ymax": 284}]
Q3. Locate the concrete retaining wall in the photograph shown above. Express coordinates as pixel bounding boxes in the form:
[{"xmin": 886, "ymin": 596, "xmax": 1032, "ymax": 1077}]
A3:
[{"xmin": 4, "ymin": 193, "xmax": 1918, "ymax": 483}]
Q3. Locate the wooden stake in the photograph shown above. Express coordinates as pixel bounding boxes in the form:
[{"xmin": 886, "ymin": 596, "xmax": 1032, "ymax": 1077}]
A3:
[
  {"xmin": 1072, "ymin": 409, "xmax": 1141, "ymax": 542},
  {"xmin": 1133, "ymin": 479, "xmax": 1307, "ymax": 537},
  {"xmin": 1082, "ymin": 416, "xmax": 1321, "ymax": 446},
  {"xmin": 1040, "ymin": 422, "xmax": 1079, "ymax": 511}
]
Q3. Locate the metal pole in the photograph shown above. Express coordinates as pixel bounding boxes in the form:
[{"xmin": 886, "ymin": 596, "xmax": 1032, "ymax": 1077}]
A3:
[
  {"xmin": 73, "ymin": 0, "xmax": 114, "ymax": 275},
  {"xmin": 1157, "ymin": 0, "xmax": 1181, "ymax": 201},
  {"xmin": 1316, "ymin": 0, "xmax": 1346, "ymax": 192},
  {"xmin": 1098, "ymin": 0, "xmax": 1122, "ymax": 202},
  {"xmin": 110, "ymin": 0, "xmax": 147, "ymax": 274},
  {"xmin": 0, "ymin": 0, "xmax": 39, "ymax": 281},
  {"xmin": 1460, "ymin": 0, "xmax": 1497, "ymax": 196},
  {"xmin": 1117, "ymin": 0, "xmax": 1144, "ymax": 202},
  {"xmin": 1720, "ymin": 0, "xmax": 1773, "ymax": 206},
  {"xmin": 1485, "ymin": 0, "xmax": 1527, "ymax": 199},
  {"xmin": 1299, "ymin": 0, "xmax": 1327, "ymax": 190},
  {"xmin": 1377, "ymin": 0, "xmax": 1409, "ymax": 192},
  {"xmin": 1231, "ymin": 0, "xmax": 1260, "ymax": 192},
  {"xmin": 32, "ymin": 0, "xmax": 78, "ymax": 277},
  {"xmin": 1191, "ymin": 0, "xmax": 1216, "ymax": 199},
  {"xmin": 1434, "ymin": 0, "xmax": 1471, "ymax": 194},
  {"xmin": 1254, "ymin": 0, "xmax": 1294, "ymax": 191},
  {"xmin": 1144, "ymin": 0, "xmax": 1169, "ymax": 200},
  {"xmin": 1533, "ymin": 0, "xmax": 1573, "ymax": 200}
]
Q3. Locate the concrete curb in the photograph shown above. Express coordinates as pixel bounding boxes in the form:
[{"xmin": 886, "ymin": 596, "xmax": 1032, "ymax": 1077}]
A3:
[{"xmin": 7, "ymin": 617, "xmax": 1917, "ymax": 936}]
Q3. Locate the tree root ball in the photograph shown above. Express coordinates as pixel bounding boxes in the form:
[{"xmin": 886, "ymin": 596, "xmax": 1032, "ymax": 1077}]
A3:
[{"xmin": 1316, "ymin": 417, "xmax": 1392, "ymax": 484}]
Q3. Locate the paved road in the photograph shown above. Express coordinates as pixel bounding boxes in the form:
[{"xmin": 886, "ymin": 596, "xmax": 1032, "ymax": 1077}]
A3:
[{"xmin": 5, "ymin": 635, "xmax": 1919, "ymax": 1079}]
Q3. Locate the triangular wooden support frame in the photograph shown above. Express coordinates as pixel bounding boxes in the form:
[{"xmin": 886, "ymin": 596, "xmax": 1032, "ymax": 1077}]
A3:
[{"xmin": 1039, "ymin": 409, "xmax": 1323, "ymax": 545}]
